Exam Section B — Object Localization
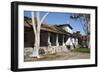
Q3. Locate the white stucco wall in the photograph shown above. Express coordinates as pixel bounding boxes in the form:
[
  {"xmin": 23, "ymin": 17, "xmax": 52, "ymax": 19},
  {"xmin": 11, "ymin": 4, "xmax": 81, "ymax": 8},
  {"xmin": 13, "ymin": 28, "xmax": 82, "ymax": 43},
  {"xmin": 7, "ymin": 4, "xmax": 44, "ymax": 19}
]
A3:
[
  {"xmin": 65, "ymin": 37, "xmax": 78, "ymax": 49},
  {"xmin": 75, "ymin": 38, "xmax": 78, "ymax": 48},
  {"xmin": 62, "ymin": 26, "xmax": 73, "ymax": 34},
  {"xmin": 72, "ymin": 38, "xmax": 78, "ymax": 48},
  {"xmin": 72, "ymin": 38, "xmax": 75, "ymax": 44},
  {"xmin": 65, "ymin": 38, "xmax": 72, "ymax": 46},
  {"xmin": 65, "ymin": 37, "xmax": 72, "ymax": 45}
]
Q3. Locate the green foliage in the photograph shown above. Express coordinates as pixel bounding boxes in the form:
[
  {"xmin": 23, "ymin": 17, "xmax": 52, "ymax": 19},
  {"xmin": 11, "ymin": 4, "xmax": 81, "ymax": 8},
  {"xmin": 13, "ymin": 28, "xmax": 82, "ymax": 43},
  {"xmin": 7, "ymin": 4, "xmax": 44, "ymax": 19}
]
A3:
[
  {"xmin": 66, "ymin": 45, "xmax": 70, "ymax": 50},
  {"xmin": 71, "ymin": 48, "xmax": 90, "ymax": 53}
]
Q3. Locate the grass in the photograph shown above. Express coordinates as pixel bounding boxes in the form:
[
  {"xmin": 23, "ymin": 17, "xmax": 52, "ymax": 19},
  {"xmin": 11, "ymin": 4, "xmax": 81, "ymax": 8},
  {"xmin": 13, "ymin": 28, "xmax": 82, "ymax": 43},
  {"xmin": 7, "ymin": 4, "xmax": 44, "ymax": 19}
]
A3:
[{"xmin": 71, "ymin": 48, "xmax": 90, "ymax": 53}]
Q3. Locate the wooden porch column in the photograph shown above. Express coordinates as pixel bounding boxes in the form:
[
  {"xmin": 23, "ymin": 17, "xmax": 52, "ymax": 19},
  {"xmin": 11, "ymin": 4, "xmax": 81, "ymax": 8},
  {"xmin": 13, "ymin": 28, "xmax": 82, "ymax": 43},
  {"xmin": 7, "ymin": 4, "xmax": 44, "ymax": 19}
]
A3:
[
  {"xmin": 56, "ymin": 34, "xmax": 59, "ymax": 46},
  {"xmin": 62, "ymin": 35, "xmax": 65, "ymax": 46},
  {"xmin": 48, "ymin": 32, "xmax": 51, "ymax": 46}
]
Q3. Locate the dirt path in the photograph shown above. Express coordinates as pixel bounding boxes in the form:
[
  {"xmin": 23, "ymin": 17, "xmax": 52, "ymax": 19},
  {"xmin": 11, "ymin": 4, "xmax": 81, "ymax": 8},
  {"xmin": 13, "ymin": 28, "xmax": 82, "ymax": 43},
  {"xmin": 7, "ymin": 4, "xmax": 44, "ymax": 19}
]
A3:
[
  {"xmin": 24, "ymin": 52, "xmax": 90, "ymax": 62},
  {"xmin": 58, "ymin": 52, "xmax": 90, "ymax": 60}
]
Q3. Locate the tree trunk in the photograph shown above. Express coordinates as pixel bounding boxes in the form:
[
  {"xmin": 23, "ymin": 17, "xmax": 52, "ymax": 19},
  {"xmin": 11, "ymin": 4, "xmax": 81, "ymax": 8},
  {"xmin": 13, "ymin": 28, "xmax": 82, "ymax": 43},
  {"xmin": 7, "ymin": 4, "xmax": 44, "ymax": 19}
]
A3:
[
  {"xmin": 32, "ymin": 12, "xmax": 41, "ymax": 58},
  {"xmin": 32, "ymin": 12, "xmax": 49, "ymax": 58},
  {"xmin": 32, "ymin": 32, "xmax": 40, "ymax": 58},
  {"xmin": 87, "ymin": 35, "xmax": 90, "ymax": 49}
]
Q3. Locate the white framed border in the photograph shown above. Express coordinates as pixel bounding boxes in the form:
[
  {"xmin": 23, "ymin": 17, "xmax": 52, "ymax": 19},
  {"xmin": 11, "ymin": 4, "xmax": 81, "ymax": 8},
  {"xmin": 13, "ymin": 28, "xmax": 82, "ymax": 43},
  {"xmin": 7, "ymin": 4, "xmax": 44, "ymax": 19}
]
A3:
[{"xmin": 18, "ymin": 4, "xmax": 96, "ymax": 69}]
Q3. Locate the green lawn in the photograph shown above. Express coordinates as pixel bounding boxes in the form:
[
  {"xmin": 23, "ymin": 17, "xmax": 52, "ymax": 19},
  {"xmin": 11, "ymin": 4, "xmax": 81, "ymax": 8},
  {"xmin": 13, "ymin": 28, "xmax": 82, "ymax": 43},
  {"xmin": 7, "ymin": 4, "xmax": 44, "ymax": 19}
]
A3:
[{"xmin": 71, "ymin": 48, "xmax": 90, "ymax": 53}]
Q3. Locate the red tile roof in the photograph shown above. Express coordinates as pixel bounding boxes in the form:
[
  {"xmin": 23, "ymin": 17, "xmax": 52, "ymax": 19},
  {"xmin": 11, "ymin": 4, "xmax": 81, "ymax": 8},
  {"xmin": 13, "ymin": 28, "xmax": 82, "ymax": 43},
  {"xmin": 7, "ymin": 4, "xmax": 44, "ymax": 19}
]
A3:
[{"xmin": 24, "ymin": 16, "xmax": 71, "ymax": 35}]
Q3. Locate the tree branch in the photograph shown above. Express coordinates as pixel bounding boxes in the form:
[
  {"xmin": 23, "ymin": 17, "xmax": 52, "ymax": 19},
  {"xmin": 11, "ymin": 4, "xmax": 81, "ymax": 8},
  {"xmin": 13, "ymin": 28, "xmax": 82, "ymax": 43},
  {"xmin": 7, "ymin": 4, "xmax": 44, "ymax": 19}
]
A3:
[
  {"xmin": 36, "ymin": 12, "xmax": 41, "ymax": 32},
  {"xmin": 79, "ymin": 17, "xmax": 87, "ymax": 34},
  {"xmin": 40, "ymin": 12, "xmax": 49, "ymax": 24},
  {"xmin": 31, "ymin": 12, "xmax": 36, "ymax": 35}
]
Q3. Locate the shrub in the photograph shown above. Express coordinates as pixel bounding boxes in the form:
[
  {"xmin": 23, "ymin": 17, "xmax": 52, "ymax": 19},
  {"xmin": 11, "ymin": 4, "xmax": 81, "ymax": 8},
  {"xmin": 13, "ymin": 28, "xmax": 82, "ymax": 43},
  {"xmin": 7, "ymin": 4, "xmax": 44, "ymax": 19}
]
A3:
[
  {"xmin": 66, "ymin": 45, "xmax": 70, "ymax": 50},
  {"xmin": 39, "ymin": 49, "xmax": 45, "ymax": 55}
]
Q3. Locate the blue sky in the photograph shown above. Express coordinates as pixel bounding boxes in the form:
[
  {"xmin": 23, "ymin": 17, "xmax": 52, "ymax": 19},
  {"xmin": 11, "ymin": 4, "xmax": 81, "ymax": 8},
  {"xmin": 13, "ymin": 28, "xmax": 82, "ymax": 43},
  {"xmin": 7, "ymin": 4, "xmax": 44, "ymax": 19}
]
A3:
[{"xmin": 24, "ymin": 11, "xmax": 86, "ymax": 35}]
